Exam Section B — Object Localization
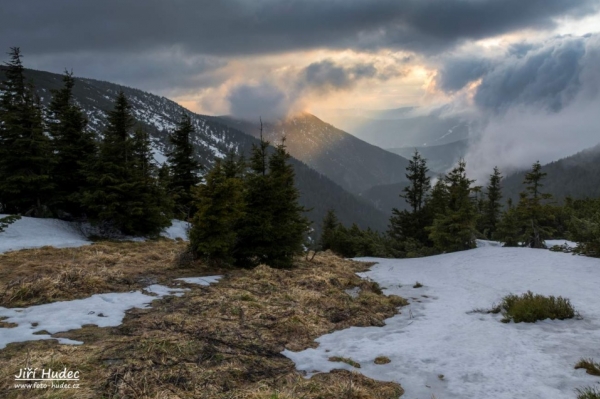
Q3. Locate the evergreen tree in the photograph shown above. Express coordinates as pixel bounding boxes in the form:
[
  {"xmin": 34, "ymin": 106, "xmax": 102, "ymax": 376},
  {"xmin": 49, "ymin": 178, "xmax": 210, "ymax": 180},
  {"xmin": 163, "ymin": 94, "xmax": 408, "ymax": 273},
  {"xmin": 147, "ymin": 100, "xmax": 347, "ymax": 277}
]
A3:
[
  {"xmin": 495, "ymin": 198, "xmax": 521, "ymax": 246},
  {"xmin": 266, "ymin": 140, "xmax": 311, "ymax": 268},
  {"xmin": 516, "ymin": 161, "xmax": 555, "ymax": 248},
  {"xmin": 235, "ymin": 133, "xmax": 309, "ymax": 268},
  {"xmin": 319, "ymin": 209, "xmax": 339, "ymax": 251},
  {"xmin": 167, "ymin": 114, "xmax": 202, "ymax": 219},
  {"xmin": 428, "ymin": 160, "xmax": 478, "ymax": 252},
  {"xmin": 235, "ymin": 132, "xmax": 273, "ymax": 267},
  {"xmin": 189, "ymin": 158, "xmax": 245, "ymax": 264},
  {"xmin": 481, "ymin": 167, "xmax": 503, "ymax": 238},
  {"xmin": 401, "ymin": 150, "xmax": 431, "ymax": 213},
  {"xmin": 129, "ymin": 127, "xmax": 172, "ymax": 235},
  {"xmin": 389, "ymin": 151, "xmax": 432, "ymax": 248},
  {"xmin": 47, "ymin": 70, "xmax": 97, "ymax": 217},
  {"xmin": 0, "ymin": 48, "xmax": 53, "ymax": 216},
  {"xmin": 84, "ymin": 92, "xmax": 169, "ymax": 236}
]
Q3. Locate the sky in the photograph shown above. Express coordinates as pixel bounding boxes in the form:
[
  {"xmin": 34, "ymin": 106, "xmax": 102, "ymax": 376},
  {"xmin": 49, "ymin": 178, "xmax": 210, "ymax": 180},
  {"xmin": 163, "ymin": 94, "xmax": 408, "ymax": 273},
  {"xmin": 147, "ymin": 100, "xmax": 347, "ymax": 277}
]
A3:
[{"xmin": 1, "ymin": 0, "xmax": 600, "ymax": 176}]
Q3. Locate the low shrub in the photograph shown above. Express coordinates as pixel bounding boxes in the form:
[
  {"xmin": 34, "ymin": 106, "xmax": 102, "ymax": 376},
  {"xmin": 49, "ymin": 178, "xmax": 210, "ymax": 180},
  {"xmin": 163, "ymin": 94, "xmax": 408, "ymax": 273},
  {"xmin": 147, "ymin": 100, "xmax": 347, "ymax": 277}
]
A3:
[
  {"xmin": 575, "ymin": 358, "xmax": 600, "ymax": 376},
  {"xmin": 496, "ymin": 291, "xmax": 576, "ymax": 323},
  {"xmin": 577, "ymin": 387, "xmax": 600, "ymax": 399}
]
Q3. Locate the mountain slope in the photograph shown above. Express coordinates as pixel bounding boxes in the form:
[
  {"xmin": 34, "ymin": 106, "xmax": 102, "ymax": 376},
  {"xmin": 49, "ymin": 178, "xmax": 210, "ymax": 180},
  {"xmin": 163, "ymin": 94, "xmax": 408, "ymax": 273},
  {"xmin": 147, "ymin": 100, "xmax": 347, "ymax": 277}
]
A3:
[
  {"xmin": 501, "ymin": 143, "xmax": 600, "ymax": 203},
  {"xmin": 387, "ymin": 139, "xmax": 469, "ymax": 174},
  {"xmin": 216, "ymin": 113, "xmax": 411, "ymax": 194},
  {"xmin": 18, "ymin": 68, "xmax": 389, "ymax": 233},
  {"xmin": 319, "ymin": 107, "xmax": 471, "ymax": 149}
]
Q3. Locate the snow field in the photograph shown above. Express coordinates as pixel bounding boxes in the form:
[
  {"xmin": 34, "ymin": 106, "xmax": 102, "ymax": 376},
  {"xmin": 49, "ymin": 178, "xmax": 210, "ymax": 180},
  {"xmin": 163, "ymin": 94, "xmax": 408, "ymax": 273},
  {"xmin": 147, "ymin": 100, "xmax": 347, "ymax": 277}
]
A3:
[{"xmin": 284, "ymin": 246, "xmax": 600, "ymax": 399}]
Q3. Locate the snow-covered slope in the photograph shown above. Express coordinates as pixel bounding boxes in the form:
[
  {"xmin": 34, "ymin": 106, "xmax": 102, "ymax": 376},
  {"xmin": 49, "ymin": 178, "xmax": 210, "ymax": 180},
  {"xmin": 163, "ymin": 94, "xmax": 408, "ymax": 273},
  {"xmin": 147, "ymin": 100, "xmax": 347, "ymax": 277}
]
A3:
[
  {"xmin": 284, "ymin": 246, "xmax": 600, "ymax": 399},
  {"xmin": 0, "ymin": 216, "xmax": 189, "ymax": 254}
]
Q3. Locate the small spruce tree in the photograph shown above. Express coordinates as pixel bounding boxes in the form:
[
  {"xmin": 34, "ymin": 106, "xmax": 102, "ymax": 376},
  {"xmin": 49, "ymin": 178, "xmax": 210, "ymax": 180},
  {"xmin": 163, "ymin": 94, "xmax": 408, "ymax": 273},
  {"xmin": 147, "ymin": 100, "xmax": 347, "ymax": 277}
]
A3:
[
  {"xmin": 189, "ymin": 157, "xmax": 245, "ymax": 264},
  {"xmin": 481, "ymin": 167, "xmax": 503, "ymax": 238},
  {"xmin": 428, "ymin": 160, "xmax": 478, "ymax": 252}
]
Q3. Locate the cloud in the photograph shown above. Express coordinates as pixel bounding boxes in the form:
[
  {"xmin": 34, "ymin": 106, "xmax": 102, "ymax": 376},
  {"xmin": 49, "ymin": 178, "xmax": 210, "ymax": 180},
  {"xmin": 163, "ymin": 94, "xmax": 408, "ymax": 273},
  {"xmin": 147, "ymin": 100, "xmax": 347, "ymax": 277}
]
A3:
[
  {"xmin": 460, "ymin": 34, "xmax": 600, "ymax": 180},
  {"xmin": 436, "ymin": 57, "xmax": 491, "ymax": 92},
  {"xmin": 227, "ymin": 82, "xmax": 292, "ymax": 121},
  {"xmin": 1, "ymin": 0, "xmax": 597, "ymax": 58},
  {"xmin": 225, "ymin": 58, "xmax": 405, "ymax": 119},
  {"xmin": 474, "ymin": 36, "xmax": 588, "ymax": 112},
  {"xmin": 24, "ymin": 49, "xmax": 227, "ymax": 97}
]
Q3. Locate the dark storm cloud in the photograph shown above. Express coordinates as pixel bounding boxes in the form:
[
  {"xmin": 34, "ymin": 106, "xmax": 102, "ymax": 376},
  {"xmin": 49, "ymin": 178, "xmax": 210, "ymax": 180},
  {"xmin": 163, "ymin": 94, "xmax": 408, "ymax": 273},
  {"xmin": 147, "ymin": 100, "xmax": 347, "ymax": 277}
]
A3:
[
  {"xmin": 25, "ymin": 51, "xmax": 227, "ymax": 96},
  {"xmin": 474, "ymin": 35, "xmax": 591, "ymax": 112},
  {"xmin": 1, "ymin": 0, "xmax": 598, "ymax": 57},
  {"xmin": 298, "ymin": 60, "xmax": 377, "ymax": 93}
]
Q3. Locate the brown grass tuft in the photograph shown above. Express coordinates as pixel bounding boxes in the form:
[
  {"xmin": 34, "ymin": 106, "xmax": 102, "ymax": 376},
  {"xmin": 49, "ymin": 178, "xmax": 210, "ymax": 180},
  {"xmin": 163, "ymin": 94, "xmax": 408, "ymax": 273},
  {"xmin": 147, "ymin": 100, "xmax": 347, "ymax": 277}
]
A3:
[
  {"xmin": 575, "ymin": 358, "xmax": 600, "ymax": 376},
  {"xmin": 374, "ymin": 356, "xmax": 391, "ymax": 365}
]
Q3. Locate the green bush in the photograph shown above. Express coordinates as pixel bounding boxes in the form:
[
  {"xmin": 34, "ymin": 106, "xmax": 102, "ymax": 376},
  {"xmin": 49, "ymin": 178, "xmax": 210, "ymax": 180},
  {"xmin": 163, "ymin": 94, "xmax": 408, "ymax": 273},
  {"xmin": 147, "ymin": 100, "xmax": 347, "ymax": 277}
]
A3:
[{"xmin": 497, "ymin": 291, "xmax": 576, "ymax": 323}]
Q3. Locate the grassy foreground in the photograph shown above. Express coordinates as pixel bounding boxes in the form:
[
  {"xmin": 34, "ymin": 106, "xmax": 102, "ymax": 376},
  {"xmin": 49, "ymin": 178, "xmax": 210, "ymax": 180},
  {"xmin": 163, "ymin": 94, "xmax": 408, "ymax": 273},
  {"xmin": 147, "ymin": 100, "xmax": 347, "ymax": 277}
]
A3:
[{"xmin": 0, "ymin": 241, "xmax": 406, "ymax": 398}]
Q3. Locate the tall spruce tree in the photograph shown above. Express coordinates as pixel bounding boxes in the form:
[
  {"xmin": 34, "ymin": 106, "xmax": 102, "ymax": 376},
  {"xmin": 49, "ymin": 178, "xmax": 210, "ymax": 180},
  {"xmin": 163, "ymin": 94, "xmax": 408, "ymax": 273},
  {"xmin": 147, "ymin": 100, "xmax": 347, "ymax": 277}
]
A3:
[
  {"xmin": 266, "ymin": 139, "xmax": 311, "ymax": 268},
  {"xmin": 167, "ymin": 114, "xmax": 202, "ymax": 219},
  {"xmin": 129, "ymin": 127, "xmax": 172, "ymax": 235},
  {"xmin": 84, "ymin": 92, "xmax": 169, "ymax": 236},
  {"xmin": 235, "ymin": 133, "xmax": 275, "ymax": 267},
  {"xmin": 482, "ymin": 167, "xmax": 503, "ymax": 238},
  {"xmin": 0, "ymin": 48, "xmax": 53, "ymax": 216},
  {"xmin": 428, "ymin": 160, "xmax": 478, "ymax": 252},
  {"xmin": 402, "ymin": 150, "xmax": 431, "ymax": 213},
  {"xmin": 517, "ymin": 161, "xmax": 555, "ymax": 248},
  {"xmin": 389, "ymin": 151, "xmax": 432, "ymax": 248},
  {"xmin": 47, "ymin": 71, "xmax": 97, "ymax": 217}
]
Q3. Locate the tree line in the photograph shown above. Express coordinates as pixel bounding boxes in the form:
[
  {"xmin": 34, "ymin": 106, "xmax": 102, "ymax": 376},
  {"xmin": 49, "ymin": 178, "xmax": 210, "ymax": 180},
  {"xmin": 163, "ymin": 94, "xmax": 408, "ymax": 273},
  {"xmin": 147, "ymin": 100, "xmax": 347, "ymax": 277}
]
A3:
[
  {"xmin": 0, "ymin": 47, "xmax": 201, "ymax": 236},
  {"xmin": 319, "ymin": 151, "xmax": 600, "ymax": 258}
]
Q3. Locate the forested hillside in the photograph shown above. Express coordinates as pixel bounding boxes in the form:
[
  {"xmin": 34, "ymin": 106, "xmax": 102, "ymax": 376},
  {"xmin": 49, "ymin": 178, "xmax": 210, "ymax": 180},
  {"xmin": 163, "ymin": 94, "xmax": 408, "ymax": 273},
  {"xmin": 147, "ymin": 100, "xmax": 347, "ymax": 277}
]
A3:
[
  {"xmin": 502, "ymin": 143, "xmax": 600, "ymax": 204},
  {"xmin": 13, "ymin": 68, "xmax": 389, "ymax": 233}
]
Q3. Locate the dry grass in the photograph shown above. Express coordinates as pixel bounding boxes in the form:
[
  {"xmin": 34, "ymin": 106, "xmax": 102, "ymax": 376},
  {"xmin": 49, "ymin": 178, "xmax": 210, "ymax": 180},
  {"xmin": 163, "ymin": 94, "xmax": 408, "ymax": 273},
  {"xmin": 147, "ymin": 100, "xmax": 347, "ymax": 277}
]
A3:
[
  {"xmin": 0, "ymin": 240, "xmax": 225, "ymax": 307},
  {"xmin": 0, "ymin": 248, "xmax": 406, "ymax": 398},
  {"xmin": 329, "ymin": 356, "xmax": 361, "ymax": 368},
  {"xmin": 575, "ymin": 358, "xmax": 600, "ymax": 376}
]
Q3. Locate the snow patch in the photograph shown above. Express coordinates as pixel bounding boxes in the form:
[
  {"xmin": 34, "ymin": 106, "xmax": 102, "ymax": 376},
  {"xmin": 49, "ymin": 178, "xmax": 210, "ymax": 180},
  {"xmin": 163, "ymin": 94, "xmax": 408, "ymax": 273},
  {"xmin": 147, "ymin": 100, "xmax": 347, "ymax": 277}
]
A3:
[
  {"xmin": 176, "ymin": 276, "xmax": 222, "ymax": 286},
  {"xmin": 161, "ymin": 220, "xmax": 190, "ymax": 240},
  {"xmin": 0, "ymin": 215, "xmax": 90, "ymax": 254},
  {"xmin": 0, "ymin": 288, "xmax": 172, "ymax": 349}
]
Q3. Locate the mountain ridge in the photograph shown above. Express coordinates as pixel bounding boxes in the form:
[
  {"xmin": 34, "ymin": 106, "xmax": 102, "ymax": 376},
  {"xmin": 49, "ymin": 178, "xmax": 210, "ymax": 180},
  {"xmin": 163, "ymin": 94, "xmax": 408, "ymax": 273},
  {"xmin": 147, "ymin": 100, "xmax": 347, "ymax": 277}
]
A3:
[{"xmin": 215, "ymin": 113, "xmax": 412, "ymax": 194}]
